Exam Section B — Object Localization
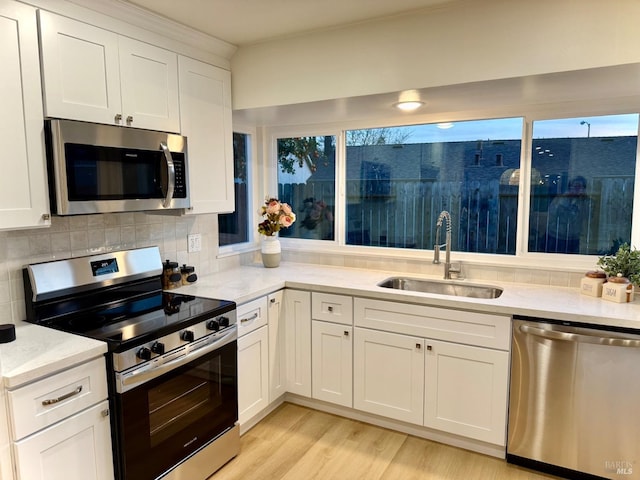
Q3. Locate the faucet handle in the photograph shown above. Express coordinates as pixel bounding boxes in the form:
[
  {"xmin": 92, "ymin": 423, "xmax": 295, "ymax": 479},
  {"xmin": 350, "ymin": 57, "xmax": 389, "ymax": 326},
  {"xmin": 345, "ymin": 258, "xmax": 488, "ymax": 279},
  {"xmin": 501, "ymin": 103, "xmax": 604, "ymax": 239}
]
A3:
[{"xmin": 449, "ymin": 262, "xmax": 463, "ymax": 279}]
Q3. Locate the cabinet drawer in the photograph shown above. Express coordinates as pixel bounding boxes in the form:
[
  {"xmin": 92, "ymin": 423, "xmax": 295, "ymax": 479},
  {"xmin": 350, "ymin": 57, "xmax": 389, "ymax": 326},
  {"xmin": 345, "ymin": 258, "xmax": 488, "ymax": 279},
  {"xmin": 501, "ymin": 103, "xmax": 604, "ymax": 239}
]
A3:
[
  {"xmin": 354, "ymin": 298, "xmax": 510, "ymax": 350},
  {"xmin": 237, "ymin": 296, "xmax": 268, "ymax": 337},
  {"xmin": 312, "ymin": 293, "xmax": 353, "ymax": 325},
  {"xmin": 8, "ymin": 357, "xmax": 108, "ymax": 440}
]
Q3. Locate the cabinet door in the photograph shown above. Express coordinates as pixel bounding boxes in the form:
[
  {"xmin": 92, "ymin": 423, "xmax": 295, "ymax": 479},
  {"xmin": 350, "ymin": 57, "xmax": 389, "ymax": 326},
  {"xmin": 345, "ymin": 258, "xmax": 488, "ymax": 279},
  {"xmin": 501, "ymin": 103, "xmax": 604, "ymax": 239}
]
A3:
[
  {"xmin": 118, "ymin": 36, "xmax": 179, "ymax": 132},
  {"xmin": 0, "ymin": 1, "xmax": 49, "ymax": 230},
  {"xmin": 354, "ymin": 327, "xmax": 424, "ymax": 424},
  {"xmin": 312, "ymin": 321, "xmax": 352, "ymax": 407},
  {"xmin": 424, "ymin": 339, "xmax": 509, "ymax": 445},
  {"xmin": 13, "ymin": 401, "xmax": 114, "ymax": 480},
  {"xmin": 284, "ymin": 290, "xmax": 311, "ymax": 397},
  {"xmin": 178, "ymin": 56, "xmax": 234, "ymax": 214},
  {"xmin": 267, "ymin": 291, "xmax": 286, "ymax": 402},
  {"xmin": 38, "ymin": 11, "xmax": 121, "ymax": 125},
  {"xmin": 237, "ymin": 326, "xmax": 269, "ymax": 426}
]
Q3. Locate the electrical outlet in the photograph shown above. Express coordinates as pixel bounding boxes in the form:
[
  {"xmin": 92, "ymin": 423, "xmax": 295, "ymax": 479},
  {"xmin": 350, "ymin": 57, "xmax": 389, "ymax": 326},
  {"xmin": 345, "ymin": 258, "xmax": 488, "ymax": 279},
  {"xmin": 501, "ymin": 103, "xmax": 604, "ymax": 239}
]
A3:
[{"xmin": 187, "ymin": 234, "xmax": 202, "ymax": 253}]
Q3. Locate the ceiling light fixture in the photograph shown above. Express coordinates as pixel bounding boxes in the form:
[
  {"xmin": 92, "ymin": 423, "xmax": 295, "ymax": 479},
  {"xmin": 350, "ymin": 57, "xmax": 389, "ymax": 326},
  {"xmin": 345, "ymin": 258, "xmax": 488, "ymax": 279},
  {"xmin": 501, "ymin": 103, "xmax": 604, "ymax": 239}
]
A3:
[
  {"xmin": 394, "ymin": 89, "xmax": 424, "ymax": 111},
  {"xmin": 394, "ymin": 101, "xmax": 424, "ymax": 111}
]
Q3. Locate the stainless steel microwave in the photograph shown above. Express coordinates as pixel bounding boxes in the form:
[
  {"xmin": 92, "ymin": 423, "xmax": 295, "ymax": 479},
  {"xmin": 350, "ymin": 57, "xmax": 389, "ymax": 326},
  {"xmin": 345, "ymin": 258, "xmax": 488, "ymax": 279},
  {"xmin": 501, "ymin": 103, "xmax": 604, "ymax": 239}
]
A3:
[{"xmin": 45, "ymin": 119, "xmax": 190, "ymax": 215}]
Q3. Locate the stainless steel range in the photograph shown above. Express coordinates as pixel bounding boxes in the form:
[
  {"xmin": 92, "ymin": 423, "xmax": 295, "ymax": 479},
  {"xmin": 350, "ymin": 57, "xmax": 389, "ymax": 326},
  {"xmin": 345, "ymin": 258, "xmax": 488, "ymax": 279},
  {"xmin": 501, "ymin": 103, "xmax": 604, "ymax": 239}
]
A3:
[{"xmin": 23, "ymin": 247, "xmax": 239, "ymax": 480}]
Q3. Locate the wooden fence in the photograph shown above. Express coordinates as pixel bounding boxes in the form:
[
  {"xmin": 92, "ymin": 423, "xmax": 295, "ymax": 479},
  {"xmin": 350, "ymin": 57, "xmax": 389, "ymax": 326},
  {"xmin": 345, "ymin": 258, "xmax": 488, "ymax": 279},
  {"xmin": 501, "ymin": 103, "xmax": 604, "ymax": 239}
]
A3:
[{"xmin": 279, "ymin": 177, "xmax": 633, "ymax": 255}]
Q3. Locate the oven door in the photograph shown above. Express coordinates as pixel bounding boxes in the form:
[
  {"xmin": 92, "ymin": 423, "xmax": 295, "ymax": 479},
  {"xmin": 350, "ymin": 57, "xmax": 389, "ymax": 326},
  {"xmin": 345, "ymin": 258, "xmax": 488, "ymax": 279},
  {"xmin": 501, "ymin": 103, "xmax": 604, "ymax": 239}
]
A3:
[{"xmin": 114, "ymin": 334, "xmax": 237, "ymax": 480}]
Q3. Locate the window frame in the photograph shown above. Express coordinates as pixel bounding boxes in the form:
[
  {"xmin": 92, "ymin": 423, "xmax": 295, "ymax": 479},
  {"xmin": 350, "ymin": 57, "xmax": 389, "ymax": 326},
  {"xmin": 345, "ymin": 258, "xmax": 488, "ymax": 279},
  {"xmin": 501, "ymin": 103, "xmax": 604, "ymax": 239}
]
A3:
[
  {"xmin": 217, "ymin": 125, "xmax": 257, "ymax": 256},
  {"xmin": 264, "ymin": 103, "xmax": 640, "ymax": 271}
]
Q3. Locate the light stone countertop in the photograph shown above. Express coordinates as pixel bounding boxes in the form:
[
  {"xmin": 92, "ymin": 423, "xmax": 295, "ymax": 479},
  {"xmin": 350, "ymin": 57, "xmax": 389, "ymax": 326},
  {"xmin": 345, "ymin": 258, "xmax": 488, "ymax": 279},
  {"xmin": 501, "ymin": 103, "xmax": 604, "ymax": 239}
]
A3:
[
  {"xmin": 0, "ymin": 322, "xmax": 107, "ymax": 389},
  {"xmin": 3, "ymin": 261, "xmax": 638, "ymax": 390},
  {"xmin": 176, "ymin": 262, "xmax": 640, "ymax": 330}
]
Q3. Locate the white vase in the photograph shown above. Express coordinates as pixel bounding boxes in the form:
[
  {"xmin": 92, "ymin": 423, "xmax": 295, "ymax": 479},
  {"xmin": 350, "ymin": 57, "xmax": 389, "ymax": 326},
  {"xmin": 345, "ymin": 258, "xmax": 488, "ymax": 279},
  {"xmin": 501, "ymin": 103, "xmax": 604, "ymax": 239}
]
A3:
[{"xmin": 261, "ymin": 235, "xmax": 281, "ymax": 268}]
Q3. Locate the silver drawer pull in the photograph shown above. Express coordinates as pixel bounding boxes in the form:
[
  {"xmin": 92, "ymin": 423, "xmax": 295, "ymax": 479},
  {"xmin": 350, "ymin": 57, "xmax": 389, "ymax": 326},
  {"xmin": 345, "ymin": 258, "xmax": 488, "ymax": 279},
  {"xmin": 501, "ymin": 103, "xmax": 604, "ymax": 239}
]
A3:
[
  {"xmin": 42, "ymin": 385, "xmax": 83, "ymax": 406},
  {"xmin": 240, "ymin": 312, "xmax": 259, "ymax": 323},
  {"xmin": 327, "ymin": 306, "xmax": 334, "ymax": 312}
]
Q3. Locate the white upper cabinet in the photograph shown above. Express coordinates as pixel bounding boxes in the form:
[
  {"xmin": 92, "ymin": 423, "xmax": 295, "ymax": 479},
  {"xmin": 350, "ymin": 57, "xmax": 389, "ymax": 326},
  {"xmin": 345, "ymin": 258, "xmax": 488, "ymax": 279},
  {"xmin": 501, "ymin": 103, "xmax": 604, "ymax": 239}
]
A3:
[
  {"xmin": 0, "ymin": 0, "xmax": 50, "ymax": 230},
  {"xmin": 38, "ymin": 10, "xmax": 180, "ymax": 133},
  {"xmin": 178, "ymin": 56, "xmax": 234, "ymax": 214}
]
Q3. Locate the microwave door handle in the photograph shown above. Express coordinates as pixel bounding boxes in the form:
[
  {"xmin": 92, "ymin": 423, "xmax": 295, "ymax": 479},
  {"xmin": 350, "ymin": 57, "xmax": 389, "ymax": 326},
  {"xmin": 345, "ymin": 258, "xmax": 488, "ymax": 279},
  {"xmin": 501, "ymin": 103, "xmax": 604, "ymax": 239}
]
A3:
[{"xmin": 160, "ymin": 142, "xmax": 175, "ymax": 208}]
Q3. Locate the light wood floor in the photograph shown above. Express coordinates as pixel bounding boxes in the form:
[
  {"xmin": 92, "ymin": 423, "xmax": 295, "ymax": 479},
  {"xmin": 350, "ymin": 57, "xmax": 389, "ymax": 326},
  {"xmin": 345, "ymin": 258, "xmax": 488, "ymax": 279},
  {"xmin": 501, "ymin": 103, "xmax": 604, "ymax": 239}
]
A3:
[{"xmin": 212, "ymin": 403, "xmax": 560, "ymax": 480}]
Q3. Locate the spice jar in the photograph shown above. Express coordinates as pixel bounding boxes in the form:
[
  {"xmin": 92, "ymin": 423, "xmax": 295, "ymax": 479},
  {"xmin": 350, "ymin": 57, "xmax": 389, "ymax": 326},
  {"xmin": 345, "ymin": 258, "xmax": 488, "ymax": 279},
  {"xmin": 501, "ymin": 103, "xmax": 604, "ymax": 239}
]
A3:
[
  {"xmin": 181, "ymin": 264, "xmax": 197, "ymax": 285},
  {"xmin": 580, "ymin": 271, "xmax": 606, "ymax": 297},
  {"xmin": 601, "ymin": 275, "xmax": 634, "ymax": 303},
  {"xmin": 162, "ymin": 260, "xmax": 181, "ymax": 290}
]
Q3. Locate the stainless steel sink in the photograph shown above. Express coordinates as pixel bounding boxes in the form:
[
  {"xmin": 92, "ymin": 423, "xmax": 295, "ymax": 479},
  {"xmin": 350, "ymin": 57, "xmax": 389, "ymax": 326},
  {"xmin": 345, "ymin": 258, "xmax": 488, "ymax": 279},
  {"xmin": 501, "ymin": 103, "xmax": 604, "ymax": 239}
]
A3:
[{"xmin": 377, "ymin": 277, "xmax": 503, "ymax": 299}]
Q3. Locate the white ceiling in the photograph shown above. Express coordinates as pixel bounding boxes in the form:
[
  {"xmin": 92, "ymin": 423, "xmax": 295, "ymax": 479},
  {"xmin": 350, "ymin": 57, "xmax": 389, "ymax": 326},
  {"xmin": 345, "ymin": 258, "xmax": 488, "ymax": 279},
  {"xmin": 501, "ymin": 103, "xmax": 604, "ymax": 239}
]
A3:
[{"xmin": 122, "ymin": 0, "xmax": 458, "ymax": 46}]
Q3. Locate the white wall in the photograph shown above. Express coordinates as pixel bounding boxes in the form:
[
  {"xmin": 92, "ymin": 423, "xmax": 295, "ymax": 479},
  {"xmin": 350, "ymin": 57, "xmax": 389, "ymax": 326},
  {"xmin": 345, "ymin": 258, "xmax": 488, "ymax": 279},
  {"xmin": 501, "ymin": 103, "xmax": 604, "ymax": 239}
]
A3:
[{"xmin": 231, "ymin": 0, "xmax": 640, "ymax": 110}]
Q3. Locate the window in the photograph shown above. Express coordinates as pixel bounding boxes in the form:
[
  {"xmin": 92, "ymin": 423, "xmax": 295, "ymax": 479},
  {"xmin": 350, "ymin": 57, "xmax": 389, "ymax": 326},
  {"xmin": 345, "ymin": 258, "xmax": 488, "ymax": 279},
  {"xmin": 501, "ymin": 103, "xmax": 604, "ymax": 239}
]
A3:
[
  {"xmin": 528, "ymin": 114, "xmax": 638, "ymax": 255},
  {"xmin": 345, "ymin": 118, "xmax": 523, "ymax": 253},
  {"xmin": 276, "ymin": 136, "xmax": 336, "ymax": 240},
  {"xmin": 218, "ymin": 133, "xmax": 250, "ymax": 246}
]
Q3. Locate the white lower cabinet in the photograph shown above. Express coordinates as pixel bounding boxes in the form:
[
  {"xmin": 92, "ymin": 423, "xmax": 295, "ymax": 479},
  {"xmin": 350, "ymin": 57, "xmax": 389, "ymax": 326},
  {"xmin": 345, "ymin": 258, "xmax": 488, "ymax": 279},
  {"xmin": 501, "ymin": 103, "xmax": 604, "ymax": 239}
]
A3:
[
  {"xmin": 353, "ymin": 297, "xmax": 511, "ymax": 447},
  {"xmin": 237, "ymin": 296, "xmax": 269, "ymax": 427},
  {"xmin": 237, "ymin": 326, "xmax": 269, "ymax": 426},
  {"xmin": 353, "ymin": 327, "xmax": 425, "ymax": 424},
  {"xmin": 7, "ymin": 357, "xmax": 113, "ymax": 480},
  {"xmin": 284, "ymin": 290, "xmax": 312, "ymax": 397},
  {"xmin": 268, "ymin": 291, "xmax": 286, "ymax": 402},
  {"xmin": 13, "ymin": 401, "xmax": 113, "ymax": 480},
  {"xmin": 311, "ymin": 321, "xmax": 352, "ymax": 407},
  {"xmin": 423, "ymin": 339, "xmax": 509, "ymax": 445}
]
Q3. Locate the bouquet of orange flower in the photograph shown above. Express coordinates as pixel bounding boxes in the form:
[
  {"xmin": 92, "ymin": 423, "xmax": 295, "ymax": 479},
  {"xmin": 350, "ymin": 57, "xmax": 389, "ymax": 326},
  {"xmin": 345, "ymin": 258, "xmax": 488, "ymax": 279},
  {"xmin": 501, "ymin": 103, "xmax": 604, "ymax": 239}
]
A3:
[{"xmin": 258, "ymin": 197, "xmax": 296, "ymax": 236}]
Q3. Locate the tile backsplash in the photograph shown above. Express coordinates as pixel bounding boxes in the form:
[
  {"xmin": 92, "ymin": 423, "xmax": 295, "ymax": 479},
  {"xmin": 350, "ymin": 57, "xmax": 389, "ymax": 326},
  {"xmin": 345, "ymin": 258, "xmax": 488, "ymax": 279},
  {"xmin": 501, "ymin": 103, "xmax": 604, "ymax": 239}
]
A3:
[
  {"xmin": 0, "ymin": 212, "xmax": 219, "ymax": 325},
  {"xmin": 1, "ymin": 213, "xmax": 594, "ymax": 326}
]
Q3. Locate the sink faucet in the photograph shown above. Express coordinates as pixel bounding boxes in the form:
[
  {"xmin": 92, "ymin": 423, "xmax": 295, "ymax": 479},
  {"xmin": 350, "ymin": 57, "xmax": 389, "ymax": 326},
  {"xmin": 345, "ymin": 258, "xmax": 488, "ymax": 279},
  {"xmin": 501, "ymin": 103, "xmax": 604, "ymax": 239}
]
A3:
[{"xmin": 433, "ymin": 210, "xmax": 461, "ymax": 279}]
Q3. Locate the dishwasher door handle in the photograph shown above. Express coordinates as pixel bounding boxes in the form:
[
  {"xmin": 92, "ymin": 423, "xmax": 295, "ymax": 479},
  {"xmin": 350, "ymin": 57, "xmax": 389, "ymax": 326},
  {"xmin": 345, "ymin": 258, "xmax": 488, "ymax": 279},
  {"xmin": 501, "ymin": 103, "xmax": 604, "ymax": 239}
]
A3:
[{"xmin": 520, "ymin": 324, "xmax": 640, "ymax": 348}]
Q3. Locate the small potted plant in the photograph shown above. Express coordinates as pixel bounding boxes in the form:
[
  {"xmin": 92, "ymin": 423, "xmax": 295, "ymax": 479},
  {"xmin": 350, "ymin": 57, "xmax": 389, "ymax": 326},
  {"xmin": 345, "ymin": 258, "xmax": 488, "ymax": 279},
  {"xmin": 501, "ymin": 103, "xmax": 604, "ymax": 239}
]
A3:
[
  {"xmin": 257, "ymin": 197, "xmax": 296, "ymax": 267},
  {"xmin": 597, "ymin": 243, "xmax": 640, "ymax": 286}
]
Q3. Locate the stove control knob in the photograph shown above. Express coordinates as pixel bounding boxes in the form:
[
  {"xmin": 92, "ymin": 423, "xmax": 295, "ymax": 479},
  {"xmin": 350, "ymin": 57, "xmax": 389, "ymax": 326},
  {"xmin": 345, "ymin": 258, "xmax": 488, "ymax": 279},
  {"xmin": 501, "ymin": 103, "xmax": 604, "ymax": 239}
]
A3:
[
  {"xmin": 181, "ymin": 330, "xmax": 195, "ymax": 342},
  {"xmin": 219, "ymin": 316, "xmax": 230, "ymax": 328},
  {"xmin": 151, "ymin": 342, "xmax": 165, "ymax": 355},
  {"xmin": 206, "ymin": 319, "xmax": 220, "ymax": 331},
  {"xmin": 137, "ymin": 347, "xmax": 152, "ymax": 361}
]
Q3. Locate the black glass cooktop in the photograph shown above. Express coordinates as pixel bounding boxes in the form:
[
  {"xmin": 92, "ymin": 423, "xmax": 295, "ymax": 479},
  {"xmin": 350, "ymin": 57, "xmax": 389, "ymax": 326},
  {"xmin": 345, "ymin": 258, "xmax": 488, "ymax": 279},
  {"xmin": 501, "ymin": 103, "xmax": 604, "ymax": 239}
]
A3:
[{"xmin": 29, "ymin": 288, "xmax": 235, "ymax": 351}]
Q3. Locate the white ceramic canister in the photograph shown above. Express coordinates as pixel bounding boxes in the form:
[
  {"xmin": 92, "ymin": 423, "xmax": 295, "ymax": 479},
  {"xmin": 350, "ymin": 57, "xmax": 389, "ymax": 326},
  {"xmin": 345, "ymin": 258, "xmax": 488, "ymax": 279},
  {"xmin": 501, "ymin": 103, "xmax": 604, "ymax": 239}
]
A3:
[{"xmin": 580, "ymin": 271, "xmax": 607, "ymax": 297}]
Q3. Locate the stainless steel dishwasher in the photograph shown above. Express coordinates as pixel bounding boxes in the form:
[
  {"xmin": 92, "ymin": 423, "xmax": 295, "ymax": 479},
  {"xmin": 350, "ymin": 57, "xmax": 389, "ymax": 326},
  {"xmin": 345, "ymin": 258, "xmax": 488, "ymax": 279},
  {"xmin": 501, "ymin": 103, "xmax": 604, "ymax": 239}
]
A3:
[{"xmin": 508, "ymin": 317, "xmax": 640, "ymax": 480}]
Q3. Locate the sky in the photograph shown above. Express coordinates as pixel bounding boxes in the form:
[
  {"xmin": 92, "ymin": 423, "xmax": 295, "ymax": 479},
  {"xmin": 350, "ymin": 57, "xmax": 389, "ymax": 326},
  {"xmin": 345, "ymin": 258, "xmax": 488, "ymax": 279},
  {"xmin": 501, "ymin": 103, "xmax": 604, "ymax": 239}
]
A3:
[{"xmin": 371, "ymin": 114, "xmax": 639, "ymax": 144}]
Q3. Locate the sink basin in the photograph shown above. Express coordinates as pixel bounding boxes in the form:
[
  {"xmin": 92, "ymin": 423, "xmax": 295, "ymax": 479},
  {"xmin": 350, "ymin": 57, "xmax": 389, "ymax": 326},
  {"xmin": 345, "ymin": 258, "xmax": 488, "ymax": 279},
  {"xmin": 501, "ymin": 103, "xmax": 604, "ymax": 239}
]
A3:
[{"xmin": 377, "ymin": 277, "xmax": 503, "ymax": 299}]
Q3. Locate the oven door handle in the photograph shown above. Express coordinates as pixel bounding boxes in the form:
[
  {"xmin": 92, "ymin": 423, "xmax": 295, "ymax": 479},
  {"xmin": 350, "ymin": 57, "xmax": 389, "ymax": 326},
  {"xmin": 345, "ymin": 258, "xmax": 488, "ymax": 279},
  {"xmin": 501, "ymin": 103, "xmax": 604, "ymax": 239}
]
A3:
[{"xmin": 117, "ymin": 328, "xmax": 237, "ymax": 393}]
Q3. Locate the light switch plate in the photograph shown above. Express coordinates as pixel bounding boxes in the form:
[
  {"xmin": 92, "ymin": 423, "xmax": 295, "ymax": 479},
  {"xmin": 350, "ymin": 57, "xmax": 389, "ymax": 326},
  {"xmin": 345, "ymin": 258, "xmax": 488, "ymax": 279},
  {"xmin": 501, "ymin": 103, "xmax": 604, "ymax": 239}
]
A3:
[{"xmin": 188, "ymin": 233, "xmax": 202, "ymax": 253}]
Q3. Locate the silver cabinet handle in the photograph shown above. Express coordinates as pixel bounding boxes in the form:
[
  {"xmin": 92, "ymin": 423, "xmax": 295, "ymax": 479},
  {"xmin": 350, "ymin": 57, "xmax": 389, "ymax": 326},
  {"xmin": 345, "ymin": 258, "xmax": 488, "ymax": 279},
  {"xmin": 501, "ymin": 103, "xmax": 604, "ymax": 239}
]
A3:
[
  {"xmin": 240, "ymin": 312, "xmax": 259, "ymax": 323},
  {"xmin": 101, "ymin": 409, "xmax": 110, "ymax": 418},
  {"xmin": 160, "ymin": 142, "xmax": 175, "ymax": 208},
  {"xmin": 427, "ymin": 345, "xmax": 433, "ymax": 351},
  {"xmin": 344, "ymin": 330, "xmax": 349, "ymax": 337},
  {"xmin": 115, "ymin": 113, "xmax": 122, "ymax": 123},
  {"xmin": 126, "ymin": 115, "xmax": 133, "ymax": 125},
  {"xmin": 270, "ymin": 298, "xmax": 276, "ymax": 304},
  {"xmin": 520, "ymin": 324, "xmax": 640, "ymax": 348},
  {"xmin": 42, "ymin": 385, "xmax": 83, "ymax": 406},
  {"xmin": 327, "ymin": 306, "xmax": 334, "ymax": 312},
  {"xmin": 416, "ymin": 343, "xmax": 421, "ymax": 349}
]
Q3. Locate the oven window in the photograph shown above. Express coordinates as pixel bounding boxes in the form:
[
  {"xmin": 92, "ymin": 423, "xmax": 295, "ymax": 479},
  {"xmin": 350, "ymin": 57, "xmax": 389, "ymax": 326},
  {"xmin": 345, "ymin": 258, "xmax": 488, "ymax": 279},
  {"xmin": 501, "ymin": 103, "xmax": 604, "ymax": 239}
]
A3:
[{"xmin": 148, "ymin": 358, "xmax": 223, "ymax": 447}]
